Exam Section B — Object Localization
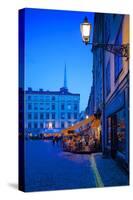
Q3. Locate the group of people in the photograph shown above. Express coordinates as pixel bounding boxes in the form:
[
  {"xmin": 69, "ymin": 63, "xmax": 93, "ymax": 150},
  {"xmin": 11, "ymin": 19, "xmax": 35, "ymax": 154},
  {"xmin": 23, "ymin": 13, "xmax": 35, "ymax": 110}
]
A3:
[{"xmin": 62, "ymin": 133, "xmax": 100, "ymax": 153}]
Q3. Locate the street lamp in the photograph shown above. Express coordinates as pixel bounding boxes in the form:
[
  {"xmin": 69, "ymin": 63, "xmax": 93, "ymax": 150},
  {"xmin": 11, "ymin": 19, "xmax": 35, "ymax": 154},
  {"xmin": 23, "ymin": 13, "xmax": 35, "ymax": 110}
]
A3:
[
  {"xmin": 80, "ymin": 16, "xmax": 129, "ymax": 58},
  {"xmin": 86, "ymin": 115, "xmax": 89, "ymax": 119},
  {"xmin": 80, "ymin": 17, "xmax": 91, "ymax": 45}
]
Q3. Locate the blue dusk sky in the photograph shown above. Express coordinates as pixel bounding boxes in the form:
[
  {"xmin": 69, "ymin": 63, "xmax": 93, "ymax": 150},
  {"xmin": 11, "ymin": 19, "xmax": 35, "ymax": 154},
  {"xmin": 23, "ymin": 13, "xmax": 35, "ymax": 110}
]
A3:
[{"xmin": 25, "ymin": 8, "xmax": 94, "ymax": 111}]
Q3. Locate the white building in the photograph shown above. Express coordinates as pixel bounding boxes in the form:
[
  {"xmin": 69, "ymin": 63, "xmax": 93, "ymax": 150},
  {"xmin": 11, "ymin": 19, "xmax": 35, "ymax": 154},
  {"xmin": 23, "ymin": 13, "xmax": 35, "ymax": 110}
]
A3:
[{"xmin": 25, "ymin": 66, "xmax": 80, "ymax": 133}]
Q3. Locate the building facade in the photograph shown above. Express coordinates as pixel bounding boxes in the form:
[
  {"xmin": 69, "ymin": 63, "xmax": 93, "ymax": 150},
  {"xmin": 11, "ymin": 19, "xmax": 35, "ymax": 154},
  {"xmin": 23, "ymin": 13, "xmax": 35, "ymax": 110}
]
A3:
[
  {"xmin": 86, "ymin": 86, "xmax": 94, "ymax": 116},
  {"xmin": 86, "ymin": 13, "xmax": 129, "ymax": 171},
  {"xmin": 24, "ymin": 67, "xmax": 80, "ymax": 134},
  {"xmin": 92, "ymin": 14, "xmax": 104, "ymax": 115},
  {"xmin": 103, "ymin": 14, "xmax": 129, "ymax": 170}
]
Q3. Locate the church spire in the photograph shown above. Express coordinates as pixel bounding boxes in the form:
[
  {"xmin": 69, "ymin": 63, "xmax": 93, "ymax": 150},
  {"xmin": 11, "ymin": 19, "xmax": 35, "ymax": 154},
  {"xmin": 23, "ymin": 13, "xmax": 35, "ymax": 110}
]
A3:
[
  {"xmin": 64, "ymin": 64, "xmax": 67, "ymax": 89},
  {"xmin": 60, "ymin": 64, "xmax": 68, "ymax": 93}
]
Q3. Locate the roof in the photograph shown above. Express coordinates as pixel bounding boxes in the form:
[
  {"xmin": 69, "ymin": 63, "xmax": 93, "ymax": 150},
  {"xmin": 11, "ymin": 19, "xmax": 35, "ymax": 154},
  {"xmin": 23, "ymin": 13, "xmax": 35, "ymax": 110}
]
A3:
[{"xmin": 25, "ymin": 89, "xmax": 80, "ymax": 96}]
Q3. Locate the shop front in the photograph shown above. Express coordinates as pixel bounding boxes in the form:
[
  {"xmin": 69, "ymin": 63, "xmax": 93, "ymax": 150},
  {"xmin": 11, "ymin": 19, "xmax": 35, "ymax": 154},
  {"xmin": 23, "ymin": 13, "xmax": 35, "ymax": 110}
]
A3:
[
  {"xmin": 107, "ymin": 109, "xmax": 126, "ymax": 158},
  {"xmin": 105, "ymin": 88, "xmax": 129, "ymax": 171}
]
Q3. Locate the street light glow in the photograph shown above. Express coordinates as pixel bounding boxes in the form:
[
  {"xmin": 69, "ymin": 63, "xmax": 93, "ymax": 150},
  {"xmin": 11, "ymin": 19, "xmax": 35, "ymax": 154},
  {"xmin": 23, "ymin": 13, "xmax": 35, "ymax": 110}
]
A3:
[{"xmin": 80, "ymin": 17, "xmax": 91, "ymax": 45}]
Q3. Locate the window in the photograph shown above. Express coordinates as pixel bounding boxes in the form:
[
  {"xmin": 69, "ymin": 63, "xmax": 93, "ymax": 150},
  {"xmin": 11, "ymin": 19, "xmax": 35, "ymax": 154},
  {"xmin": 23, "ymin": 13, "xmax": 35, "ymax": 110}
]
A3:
[
  {"xmin": 34, "ymin": 123, "xmax": 38, "ymax": 129},
  {"xmin": 34, "ymin": 113, "xmax": 38, "ymax": 120},
  {"xmin": 61, "ymin": 103, "xmax": 65, "ymax": 110},
  {"xmin": 28, "ymin": 96, "xmax": 31, "ymax": 101},
  {"xmin": 67, "ymin": 104, "xmax": 71, "ymax": 110},
  {"xmin": 116, "ymin": 109, "xmax": 126, "ymax": 154},
  {"xmin": 61, "ymin": 122, "xmax": 65, "ymax": 128},
  {"xmin": 52, "ymin": 104, "xmax": 55, "ymax": 110},
  {"xmin": 61, "ymin": 96, "xmax": 65, "ymax": 100},
  {"xmin": 114, "ymin": 24, "xmax": 123, "ymax": 80},
  {"xmin": 46, "ymin": 113, "xmax": 49, "ymax": 119},
  {"xmin": 28, "ymin": 122, "xmax": 32, "ymax": 129},
  {"xmin": 74, "ymin": 104, "xmax": 78, "ymax": 111},
  {"xmin": 40, "ymin": 103, "xmax": 44, "ymax": 110},
  {"xmin": 106, "ymin": 62, "xmax": 111, "ymax": 96},
  {"xmin": 40, "ymin": 123, "xmax": 43, "ymax": 129},
  {"xmin": 34, "ymin": 103, "xmax": 38, "ymax": 110},
  {"xmin": 34, "ymin": 96, "xmax": 38, "ymax": 101},
  {"xmin": 74, "ymin": 113, "xmax": 78, "ymax": 119},
  {"xmin": 107, "ymin": 117, "xmax": 111, "ymax": 145},
  {"xmin": 109, "ymin": 109, "xmax": 126, "ymax": 155},
  {"xmin": 52, "ymin": 122, "xmax": 55, "ymax": 128},
  {"xmin": 68, "ymin": 121, "xmax": 71, "ymax": 127},
  {"xmin": 28, "ymin": 113, "xmax": 32, "ymax": 120},
  {"xmin": 40, "ymin": 113, "xmax": 44, "ymax": 120},
  {"xmin": 46, "ymin": 122, "xmax": 49, "ymax": 128},
  {"xmin": 46, "ymin": 103, "xmax": 50, "ymax": 111},
  {"xmin": 40, "ymin": 96, "xmax": 44, "ymax": 101},
  {"xmin": 67, "ymin": 113, "xmax": 71, "ymax": 119},
  {"xmin": 52, "ymin": 96, "xmax": 55, "ymax": 101},
  {"xmin": 46, "ymin": 96, "xmax": 50, "ymax": 101},
  {"xmin": 61, "ymin": 113, "xmax": 65, "ymax": 119},
  {"xmin": 52, "ymin": 113, "xmax": 55, "ymax": 119},
  {"xmin": 28, "ymin": 103, "xmax": 32, "ymax": 110}
]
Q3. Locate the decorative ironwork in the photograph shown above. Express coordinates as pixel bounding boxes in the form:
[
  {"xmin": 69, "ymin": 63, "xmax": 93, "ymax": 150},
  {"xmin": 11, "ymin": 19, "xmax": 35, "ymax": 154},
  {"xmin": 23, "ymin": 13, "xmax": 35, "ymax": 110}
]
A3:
[{"xmin": 92, "ymin": 43, "xmax": 129, "ymax": 58}]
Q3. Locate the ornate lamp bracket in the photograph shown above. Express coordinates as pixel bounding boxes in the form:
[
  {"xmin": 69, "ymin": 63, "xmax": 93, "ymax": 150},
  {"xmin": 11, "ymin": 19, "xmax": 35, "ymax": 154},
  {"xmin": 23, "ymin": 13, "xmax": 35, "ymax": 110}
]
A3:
[{"xmin": 93, "ymin": 43, "xmax": 129, "ymax": 59}]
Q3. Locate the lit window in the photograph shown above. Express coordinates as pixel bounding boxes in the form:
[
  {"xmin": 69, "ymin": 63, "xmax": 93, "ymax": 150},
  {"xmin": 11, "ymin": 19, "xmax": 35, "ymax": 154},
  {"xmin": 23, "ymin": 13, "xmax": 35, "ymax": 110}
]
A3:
[{"xmin": 48, "ymin": 122, "xmax": 52, "ymax": 129}]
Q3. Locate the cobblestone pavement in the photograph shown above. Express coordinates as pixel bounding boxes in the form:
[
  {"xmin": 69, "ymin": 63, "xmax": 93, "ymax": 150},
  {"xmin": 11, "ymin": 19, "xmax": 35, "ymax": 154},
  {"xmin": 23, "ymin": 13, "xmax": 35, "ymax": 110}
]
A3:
[
  {"xmin": 25, "ymin": 140, "xmax": 129, "ymax": 192},
  {"xmin": 25, "ymin": 140, "xmax": 96, "ymax": 192}
]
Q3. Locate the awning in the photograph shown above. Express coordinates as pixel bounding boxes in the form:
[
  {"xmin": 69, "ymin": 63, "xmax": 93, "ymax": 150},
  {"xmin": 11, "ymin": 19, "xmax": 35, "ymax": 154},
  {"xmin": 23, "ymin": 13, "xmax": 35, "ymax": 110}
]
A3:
[
  {"xmin": 61, "ymin": 115, "xmax": 95, "ymax": 134},
  {"xmin": 91, "ymin": 119, "xmax": 100, "ymax": 128}
]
